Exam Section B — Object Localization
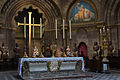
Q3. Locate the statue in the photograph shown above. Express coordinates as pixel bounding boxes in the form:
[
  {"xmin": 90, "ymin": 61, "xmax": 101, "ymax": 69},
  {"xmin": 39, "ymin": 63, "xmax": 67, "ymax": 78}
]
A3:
[
  {"xmin": 43, "ymin": 44, "xmax": 52, "ymax": 57},
  {"xmin": 108, "ymin": 41, "xmax": 114, "ymax": 56},
  {"xmin": 32, "ymin": 46, "xmax": 39, "ymax": 58},
  {"xmin": 1, "ymin": 43, "xmax": 9, "ymax": 63},
  {"xmin": 50, "ymin": 43, "xmax": 57, "ymax": 57},
  {"xmin": 66, "ymin": 46, "xmax": 71, "ymax": 57},
  {"xmin": 93, "ymin": 42, "xmax": 99, "ymax": 59},
  {"xmin": 13, "ymin": 43, "xmax": 20, "ymax": 58},
  {"xmin": 73, "ymin": 43, "xmax": 78, "ymax": 57},
  {"xmin": 98, "ymin": 46, "xmax": 103, "ymax": 58}
]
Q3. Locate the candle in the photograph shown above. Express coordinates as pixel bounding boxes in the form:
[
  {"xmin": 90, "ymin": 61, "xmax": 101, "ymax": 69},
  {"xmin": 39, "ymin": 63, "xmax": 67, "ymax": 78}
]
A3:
[
  {"xmin": 63, "ymin": 19, "xmax": 65, "ymax": 39},
  {"xmin": 33, "ymin": 17, "xmax": 34, "ymax": 38},
  {"xmin": 40, "ymin": 18, "xmax": 42, "ymax": 38},
  {"xmin": 24, "ymin": 17, "xmax": 26, "ymax": 38},
  {"xmin": 100, "ymin": 28, "xmax": 102, "ymax": 46},
  {"xmin": 55, "ymin": 19, "xmax": 57, "ymax": 39},
  {"xmin": 69, "ymin": 20, "xmax": 71, "ymax": 39}
]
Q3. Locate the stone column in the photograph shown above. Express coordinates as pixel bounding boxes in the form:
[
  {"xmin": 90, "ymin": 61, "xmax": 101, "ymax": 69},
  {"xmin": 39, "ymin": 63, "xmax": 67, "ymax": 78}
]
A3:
[{"xmin": 7, "ymin": 29, "xmax": 15, "ymax": 58}]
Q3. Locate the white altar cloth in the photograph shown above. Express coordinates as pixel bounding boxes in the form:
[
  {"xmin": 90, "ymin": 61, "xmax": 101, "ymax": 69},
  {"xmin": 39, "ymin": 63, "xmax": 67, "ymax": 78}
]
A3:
[{"xmin": 18, "ymin": 57, "xmax": 85, "ymax": 77}]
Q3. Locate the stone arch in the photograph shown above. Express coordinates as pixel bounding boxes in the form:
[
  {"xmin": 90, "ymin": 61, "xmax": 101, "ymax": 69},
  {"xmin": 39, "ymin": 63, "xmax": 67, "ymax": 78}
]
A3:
[
  {"xmin": 66, "ymin": 0, "xmax": 98, "ymax": 22},
  {"xmin": 72, "ymin": 28, "xmax": 88, "ymax": 46},
  {"xmin": 0, "ymin": 0, "xmax": 62, "ymax": 57},
  {"xmin": 105, "ymin": 0, "xmax": 120, "ymax": 24},
  {"xmin": 1, "ymin": 0, "xmax": 62, "ymax": 28},
  {"xmin": 104, "ymin": 0, "xmax": 120, "ymax": 52}
]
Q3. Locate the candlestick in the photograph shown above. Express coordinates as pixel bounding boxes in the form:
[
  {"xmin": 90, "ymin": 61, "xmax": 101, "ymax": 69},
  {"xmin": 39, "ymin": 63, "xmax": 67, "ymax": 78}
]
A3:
[
  {"xmin": 100, "ymin": 28, "xmax": 102, "ymax": 46},
  {"xmin": 33, "ymin": 17, "xmax": 34, "ymax": 38},
  {"xmin": 24, "ymin": 17, "xmax": 26, "ymax": 38},
  {"xmin": 40, "ymin": 18, "xmax": 42, "ymax": 38},
  {"xmin": 69, "ymin": 20, "xmax": 71, "ymax": 39},
  {"xmin": 55, "ymin": 19, "xmax": 57, "ymax": 39},
  {"xmin": 63, "ymin": 19, "xmax": 65, "ymax": 39}
]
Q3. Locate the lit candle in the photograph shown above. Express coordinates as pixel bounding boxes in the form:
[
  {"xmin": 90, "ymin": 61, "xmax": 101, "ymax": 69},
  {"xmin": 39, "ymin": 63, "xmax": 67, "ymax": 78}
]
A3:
[
  {"xmin": 69, "ymin": 20, "xmax": 71, "ymax": 39},
  {"xmin": 24, "ymin": 17, "xmax": 26, "ymax": 38},
  {"xmin": 40, "ymin": 18, "xmax": 42, "ymax": 38},
  {"xmin": 33, "ymin": 17, "xmax": 34, "ymax": 38},
  {"xmin": 55, "ymin": 19, "xmax": 57, "ymax": 39},
  {"xmin": 63, "ymin": 19, "xmax": 65, "ymax": 39}
]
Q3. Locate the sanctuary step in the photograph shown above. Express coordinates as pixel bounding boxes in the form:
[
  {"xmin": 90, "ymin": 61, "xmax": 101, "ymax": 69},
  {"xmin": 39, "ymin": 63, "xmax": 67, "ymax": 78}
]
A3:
[
  {"xmin": 18, "ymin": 57, "xmax": 85, "ymax": 79},
  {"xmin": 23, "ymin": 71, "xmax": 92, "ymax": 80}
]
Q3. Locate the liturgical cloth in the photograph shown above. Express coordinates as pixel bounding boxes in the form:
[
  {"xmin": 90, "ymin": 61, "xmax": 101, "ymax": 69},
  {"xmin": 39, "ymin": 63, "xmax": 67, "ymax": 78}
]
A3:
[{"xmin": 18, "ymin": 57, "xmax": 85, "ymax": 77}]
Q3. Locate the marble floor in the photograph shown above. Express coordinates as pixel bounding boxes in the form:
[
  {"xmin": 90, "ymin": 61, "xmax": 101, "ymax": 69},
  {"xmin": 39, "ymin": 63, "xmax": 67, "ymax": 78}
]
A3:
[{"xmin": 0, "ymin": 70, "xmax": 120, "ymax": 80}]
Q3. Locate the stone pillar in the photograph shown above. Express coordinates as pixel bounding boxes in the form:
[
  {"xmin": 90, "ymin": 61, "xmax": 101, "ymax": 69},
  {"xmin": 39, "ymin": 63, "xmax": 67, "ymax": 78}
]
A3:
[
  {"xmin": 118, "ymin": 27, "xmax": 120, "ymax": 50},
  {"xmin": 7, "ymin": 29, "xmax": 15, "ymax": 58}
]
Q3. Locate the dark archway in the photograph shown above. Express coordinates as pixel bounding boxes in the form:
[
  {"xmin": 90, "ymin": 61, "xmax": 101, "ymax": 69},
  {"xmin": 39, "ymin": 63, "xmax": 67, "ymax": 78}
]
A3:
[{"xmin": 0, "ymin": 0, "xmax": 62, "ymax": 58}]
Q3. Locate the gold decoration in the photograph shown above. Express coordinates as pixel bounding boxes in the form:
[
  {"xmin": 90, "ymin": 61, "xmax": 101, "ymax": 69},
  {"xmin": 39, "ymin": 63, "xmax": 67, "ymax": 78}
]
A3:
[
  {"xmin": 39, "ymin": 52, "xmax": 44, "ymax": 58},
  {"xmin": 47, "ymin": 61, "xmax": 61, "ymax": 72},
  {"xmin": 23, "ymin": 50, "xmax": 28, "ymax": 58},
  {"xmin": 55, "ymin": 49, "xmax": 61, "ymax": 57}
]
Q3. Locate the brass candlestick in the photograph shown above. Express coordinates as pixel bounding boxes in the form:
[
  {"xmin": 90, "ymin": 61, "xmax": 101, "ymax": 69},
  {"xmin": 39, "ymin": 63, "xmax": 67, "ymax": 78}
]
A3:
[
  {"xmin": 63, "ymin": 39, "xmax": 67, "ymax": 57},
  {"xmin": 69, "ymin": 39, "xmax": 74, "ymax": 57},
  {"xmin": 23, "ymin": 48, "xmax": 28, "ymax": 58},
  {"xmin": 39, "ymin": 39, "xmax": 44, "ymax": 58},
  {"xmin": 55, "ymin": 39, "xmax": 61, "ymax": 57}
]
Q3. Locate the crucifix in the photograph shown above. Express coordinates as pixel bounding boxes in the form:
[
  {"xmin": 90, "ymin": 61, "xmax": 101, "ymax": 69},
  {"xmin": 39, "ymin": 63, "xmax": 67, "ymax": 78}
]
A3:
[{"xmin": 18, "ymin": 12, "xmax": 43, "ymax": 57}]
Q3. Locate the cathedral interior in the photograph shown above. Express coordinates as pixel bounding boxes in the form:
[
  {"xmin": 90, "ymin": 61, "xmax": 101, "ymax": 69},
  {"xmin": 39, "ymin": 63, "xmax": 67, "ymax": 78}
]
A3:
[{"xmin": 0, "ymin": 0, "xmax": 120, "ymax": 80}]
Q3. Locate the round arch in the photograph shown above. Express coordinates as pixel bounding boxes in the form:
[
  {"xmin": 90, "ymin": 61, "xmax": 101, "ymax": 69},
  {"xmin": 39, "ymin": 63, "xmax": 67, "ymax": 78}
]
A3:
[
  {"xmin": 0, "ymin": 0, "xmax": 62, "ymax": 57},
  {"xmin": 105, "ymin": 0, "xmax": 120, "ymax": 24},
  {"xmin": 66, "ymin": 0, "xmax": 98, "ymax": 22},
  {"xmin": 1, "ymin": 0, "xmax": 62, "ymax": 28}
]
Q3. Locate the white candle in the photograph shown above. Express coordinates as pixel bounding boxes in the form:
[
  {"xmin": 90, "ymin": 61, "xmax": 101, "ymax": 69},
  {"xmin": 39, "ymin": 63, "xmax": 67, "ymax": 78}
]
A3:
[
  {"xmin": 40, "ymin": 18, "xmax": 42, "ymax": 38},
  {"xmin": 55, "ymin": 19, "xmax": 57, "ymax": 39},
  {"xmin": 24, "ymin": 17, "xmax": 26, "ymax": 38},
  {"xmin": 69, "ymin": 20, "xmax": 71, "ymax": 39},
  {"xmin": 100, "ymin": 28, "xmax": 102, "ymax": 46},
  {"xmin": 33, "ymin": 17, "xmax": 34, "ymax": 38},
  {"xmin": 63, "ymin": 19, "xmax": 65, "ymax": 39}
]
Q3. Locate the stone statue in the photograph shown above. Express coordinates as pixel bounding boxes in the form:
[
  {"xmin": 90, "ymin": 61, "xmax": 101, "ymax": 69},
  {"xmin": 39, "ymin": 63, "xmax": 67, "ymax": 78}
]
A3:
[{"xmin": 32, "ymin": 46, "xmax": 39, "ymax": 58}]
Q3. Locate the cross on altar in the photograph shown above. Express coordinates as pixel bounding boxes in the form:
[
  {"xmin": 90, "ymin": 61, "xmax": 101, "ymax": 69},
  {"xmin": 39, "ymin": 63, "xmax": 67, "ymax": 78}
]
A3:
[{"xmin": 17, "ymin": 12, "xmax": 43, "ymax": 57}]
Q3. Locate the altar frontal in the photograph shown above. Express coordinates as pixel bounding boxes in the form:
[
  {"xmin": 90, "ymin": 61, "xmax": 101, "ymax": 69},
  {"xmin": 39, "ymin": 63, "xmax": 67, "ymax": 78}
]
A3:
[{"xmin": 18, "ymin": 57, "xmax": 85, "ymax": 78}]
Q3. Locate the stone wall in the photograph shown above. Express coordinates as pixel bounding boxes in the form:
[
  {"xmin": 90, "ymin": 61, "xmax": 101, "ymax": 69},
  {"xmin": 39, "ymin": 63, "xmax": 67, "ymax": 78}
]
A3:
[{"xmin": 0, "ymin": 0, "xmax": 119, "ymax": 58}]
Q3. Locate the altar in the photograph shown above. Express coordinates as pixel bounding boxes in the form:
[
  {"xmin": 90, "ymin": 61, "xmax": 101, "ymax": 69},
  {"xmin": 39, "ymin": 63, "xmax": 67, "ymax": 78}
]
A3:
[{"xmin": 18, "ymin": 57, "xmax": 85, "ymax": 78}]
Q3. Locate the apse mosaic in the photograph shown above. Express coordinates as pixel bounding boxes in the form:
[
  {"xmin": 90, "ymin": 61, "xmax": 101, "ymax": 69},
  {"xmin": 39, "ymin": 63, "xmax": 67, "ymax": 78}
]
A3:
[{"xmin": 70, "ymin": 1, "xmax": 95, "ymax": 23}]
